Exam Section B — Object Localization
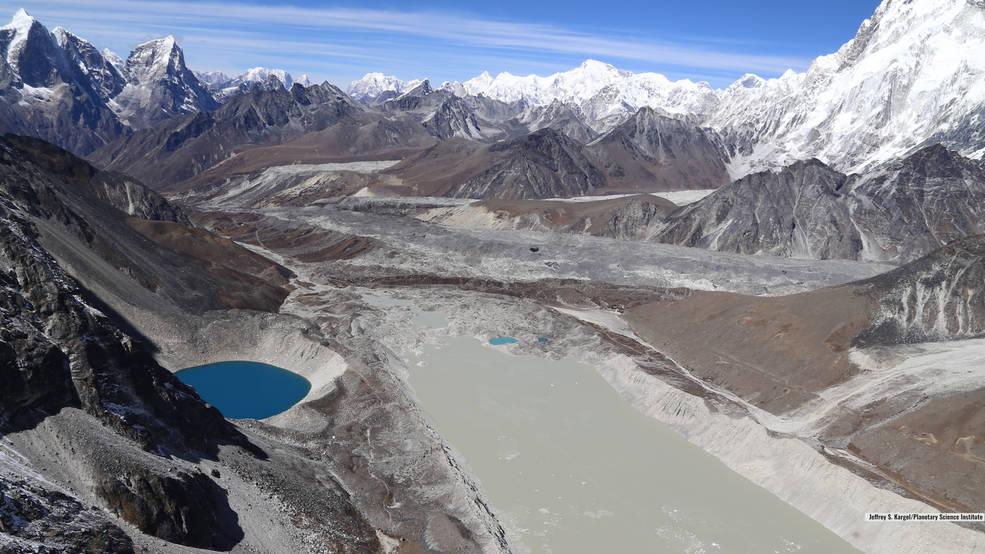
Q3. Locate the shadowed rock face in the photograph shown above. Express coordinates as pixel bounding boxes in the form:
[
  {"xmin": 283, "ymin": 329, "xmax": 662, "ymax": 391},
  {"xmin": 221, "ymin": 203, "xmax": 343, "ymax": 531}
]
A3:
[
  {"xmin": 451, "ymin": 128, "xmax": 605, "ymax": 199},
  {"xmin": 857, "ymin": 234, "xmax": 985, "ymax": 345},
  {"xmin": 90, "ymin": 83, "xmax": 360, "ymax": 190},
  {"xmin": 585, "ymin": 107, "xmax": 730, "ymax": 191},
  {"xmin": 847, "ymin": 144, "xmax": 985, "ymax": 262},
  {"xmin": 655, "ymin": 158, "xmax": 860, "ymax": 258},
  {"xmin": 0, "ymin": 186, "xmax": 250, "ymax": 549},
  {"xmin": 0, "ymin": 263, "xmax": 77, "ymax": 423},
  {"xmin": 653, "ymin": 145, "xmax": 985, "ymax": 262},
  {"xmin": 96, "ymin": 467, "xmax": 242, "ymax": 549},
  {"xmin": 56, "ymin": 29, "xmax": 126, "ymax": 100},
  {"xmin": 0, "ymin": 136, "xmax": 387, "ymax": 551},
  {"xmin": 0, "ymin": 473, "xmax": 134, "ymax": 553}
]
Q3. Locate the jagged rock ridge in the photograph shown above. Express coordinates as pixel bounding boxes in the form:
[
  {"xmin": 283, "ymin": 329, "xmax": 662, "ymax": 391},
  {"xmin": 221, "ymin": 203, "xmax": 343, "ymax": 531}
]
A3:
[{"xmin": 654, "ymin": 145, "xmax": 985, "ymax": 262}]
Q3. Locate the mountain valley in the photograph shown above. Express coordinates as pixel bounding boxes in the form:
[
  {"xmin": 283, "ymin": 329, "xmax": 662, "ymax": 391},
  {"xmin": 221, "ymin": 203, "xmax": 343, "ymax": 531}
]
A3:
[{"xmin": 3, "ymin": 1, "xmax": 985, "ymax": 553}]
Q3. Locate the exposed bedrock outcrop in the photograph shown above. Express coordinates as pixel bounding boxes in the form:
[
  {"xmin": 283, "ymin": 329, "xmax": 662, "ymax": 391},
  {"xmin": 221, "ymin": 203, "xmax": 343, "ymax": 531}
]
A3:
[
  {"xmin": 96, "ymin": 467, "xmax": 241, "ymax": 550},
  {"xmin": 584, "ymin": 107, "xmax": 731, "ymax": 192},
  {"xmin": 0, "ymin": 200, "xmax": 261, "ymax": 549},
  {"xmin": 655, "ymin": 145, "xmax": 985, "ymax": 263},
  {"xmin": 0, "ymin": 473, "xmax": 134, "ymax": 553},
  {"xmin": 857, "ymin": 234, "xmax": 985, "ymax": 345},
  {"xmin": 0, "ymin": 136, "xmax": 384, "ymax": 551},
  {"xmin": 452, "ymin": 128, "xmax": 605, "ymax": 199},
  {"xmin": 654, "ymin": 158, "xmax": 861, "ymax": 259}
]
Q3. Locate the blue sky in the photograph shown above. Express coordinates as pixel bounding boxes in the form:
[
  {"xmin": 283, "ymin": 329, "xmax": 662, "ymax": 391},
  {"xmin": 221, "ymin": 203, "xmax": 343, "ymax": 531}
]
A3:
[{"xmin": 3, "ymin": 0, "xmax": 881, "ymax": 87}]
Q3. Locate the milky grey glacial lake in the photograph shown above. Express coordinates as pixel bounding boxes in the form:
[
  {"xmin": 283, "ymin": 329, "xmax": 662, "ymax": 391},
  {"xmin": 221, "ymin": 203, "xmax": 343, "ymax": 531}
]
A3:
[{"xmin": 407, "ymin": 336, "xmax": 857, "ymax": 553}]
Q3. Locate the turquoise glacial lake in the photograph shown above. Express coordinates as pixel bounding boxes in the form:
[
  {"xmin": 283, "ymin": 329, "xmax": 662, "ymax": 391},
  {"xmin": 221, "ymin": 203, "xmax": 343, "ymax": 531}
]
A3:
[{"xmin": 176, "ymin": 361, "xmax": 311, "ymax": 419}]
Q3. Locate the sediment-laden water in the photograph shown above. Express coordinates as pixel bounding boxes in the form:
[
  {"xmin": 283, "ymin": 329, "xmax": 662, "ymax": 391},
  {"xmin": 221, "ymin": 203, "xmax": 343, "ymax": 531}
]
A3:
[{"xmin": 408, "ymin": 336, "xmax": 857, "ymax": 553}]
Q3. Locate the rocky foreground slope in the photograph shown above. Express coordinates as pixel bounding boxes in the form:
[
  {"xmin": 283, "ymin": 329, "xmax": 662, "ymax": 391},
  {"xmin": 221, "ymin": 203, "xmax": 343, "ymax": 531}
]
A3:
[{"xmin": 0, "ymin": 135, "xmax": 512, "ymax": 553}]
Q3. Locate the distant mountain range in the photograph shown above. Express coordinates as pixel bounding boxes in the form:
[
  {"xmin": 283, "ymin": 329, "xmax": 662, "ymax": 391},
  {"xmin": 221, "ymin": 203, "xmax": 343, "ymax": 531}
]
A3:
[
  {"xmin": 0, "ymin": 9, "xmax": 305, "ymax": 153},
  {"xmin": 196, "ymin": 67, "xmax": 311, "ymax": 99},
  {"xmin": 348, "ymin": 0, "xmax": 985, "ymax": 177},
  {"xmin": 3, "ymin": 0, "xmax": 983, "ymax": 178},
  {"xmin": 3, "ymin": 0, "xmax": 985, "ymax": 259}
]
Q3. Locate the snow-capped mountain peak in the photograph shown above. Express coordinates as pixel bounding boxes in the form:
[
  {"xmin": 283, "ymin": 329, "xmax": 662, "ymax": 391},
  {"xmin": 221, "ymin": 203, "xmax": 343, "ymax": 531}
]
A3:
[
  {"xmin": 573, "ymin": 58, "xmax": 626, "ymax": 78},
  {"xmin": 241, "ymin": 66, "xmax": 293, "ymax": 88},
  {"xmin": 50, "ymin": 26, "xmax": 70, "ymax": 46},
  {"xmin": 454, "ymin": 59, "xmax": 718, "ymax": 133},
  {"xmin": 51, "ymin": 26, "xmax": 127, "ymax": 99},
  {"xmin": 1, "ymin": 8, "xmax": 57, "ymax": 80},
  {"xmin": 101, "ymin": 48, "xmax": 124, "ymax": 67},
  {"xmin": 3, "ymin": 7, "xmax": 36, "ymax": 35},
  {"xmin": 730, "ymin": 73, "xmax": 766, "ymax": 90},
  {"xmin": 347, "ymin": 72, "xmax": 423, "ymax": 100},
  {"xmin": 114, "ymin": 33, "xmax": 217, "ymax": 126},
  {"xmin": 397, "ymin": 78, "xmax": 432, "ymax": 99},
  {"xmin": 713, "ymin": 0, "xmax": 985, "ymax": 177},
  {"xmin": 195, "ymin": 66, "xmax": 298, "ymax": 99},
  {"xmin": 125, "ymin": 35, "xmax": 181, "ymax": 82}
]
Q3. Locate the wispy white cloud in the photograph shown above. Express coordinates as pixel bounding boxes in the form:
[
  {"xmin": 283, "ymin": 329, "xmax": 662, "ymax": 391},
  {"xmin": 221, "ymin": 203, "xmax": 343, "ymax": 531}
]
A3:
[{"xmin": 0, "ymin": 0, "xmax": 813, "ymax": 84}]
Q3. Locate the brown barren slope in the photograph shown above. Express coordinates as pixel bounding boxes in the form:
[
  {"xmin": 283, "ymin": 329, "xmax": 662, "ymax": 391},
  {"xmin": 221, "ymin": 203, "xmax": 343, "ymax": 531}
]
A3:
[
  {"xmin": 127, "ymin": 217, "xmax": 295, "ymax": 310},
  {"xmin": 625, "ymin": 285, "xmax": 877, "ymax": 413}
]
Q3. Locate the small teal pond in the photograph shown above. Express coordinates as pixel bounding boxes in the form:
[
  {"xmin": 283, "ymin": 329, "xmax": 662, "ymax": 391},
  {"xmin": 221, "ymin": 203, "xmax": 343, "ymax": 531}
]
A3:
[
  {"xmin": 489, "ymin": 337, "xmax": 519, "ymax": 345},
  {"xmin": 176, "ymin": 361, "xmax": 311, "ymax": 419}
]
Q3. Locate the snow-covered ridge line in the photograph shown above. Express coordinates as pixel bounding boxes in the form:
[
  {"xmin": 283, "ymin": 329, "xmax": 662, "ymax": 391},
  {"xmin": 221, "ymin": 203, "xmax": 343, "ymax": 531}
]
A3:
[
  {"xmin": 0, "ymin": 8, "xmax": 216, "ymax": 128},
  {"xmin": 352, "ymin": 0, "xmax": 985, "ymax": 176},
  {"xmin": 7, "ymin": 0, "xmax": 985, "ymax": 178},
  {"xmin": 347, "ymin": 72, "xmax": 423, "ymax": 100},
  {"xmin": 197, "ymin": 66, "xmax": 310, "ymax": 98}
]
